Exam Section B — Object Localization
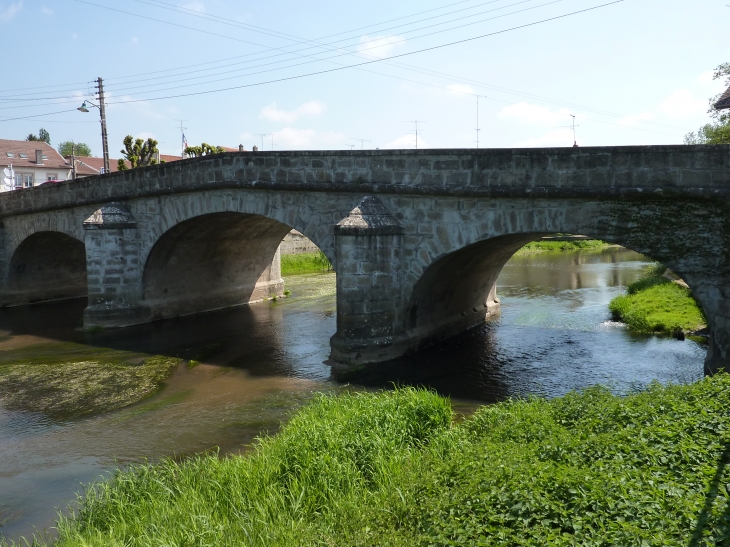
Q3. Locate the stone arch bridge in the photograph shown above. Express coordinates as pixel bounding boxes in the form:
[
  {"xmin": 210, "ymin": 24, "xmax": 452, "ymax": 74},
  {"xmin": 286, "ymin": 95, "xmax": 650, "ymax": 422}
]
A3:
[{"xmin": 0, "ymin": 146, "xmax": 728, "ymax": 373}]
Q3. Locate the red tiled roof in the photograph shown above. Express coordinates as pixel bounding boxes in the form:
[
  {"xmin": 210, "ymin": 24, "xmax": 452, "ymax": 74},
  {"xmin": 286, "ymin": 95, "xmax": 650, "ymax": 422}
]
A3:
[
  {"xmin": 160, "ymin": 154, "xmax": 184, "ymax": 163},
  {"xmin": 66, "ymin": 156, "xmax": 131, "ymax": 174},
  {"xmin": 715, "ymin": 85, "xmax": 730, "ymax": 111},
  {"xmin": 0, "ymin": 139, "xmax": 69, "ymax": 169}
]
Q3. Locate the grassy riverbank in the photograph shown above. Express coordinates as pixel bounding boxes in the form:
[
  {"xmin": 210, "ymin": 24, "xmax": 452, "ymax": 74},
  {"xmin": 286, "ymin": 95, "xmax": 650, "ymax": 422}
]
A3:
[
  {"xmin": 0, "ymin": 344, "xmax": 181, "ymax": 419},
  {"xmin": 515, "ymin": 239, "xmax": 611, "ymax": 255},
  {"xmin": 33, "ymin": 377, "xmax": 730, "ymax": 546},
  {"xmin": 609, "ymin": 264, "xmax": 706, "ymax": 336},
  {"xmin": 281, "ymin": 251, "xmax": 333, "ymax": 276}
]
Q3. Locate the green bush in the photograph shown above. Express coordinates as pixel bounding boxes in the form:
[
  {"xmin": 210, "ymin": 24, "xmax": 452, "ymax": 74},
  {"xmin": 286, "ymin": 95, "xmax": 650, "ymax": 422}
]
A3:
[
  {"xmin": 516, "ymin": 239, "xmax": 610, "ymax": 255},
  {"xmin": 609, "ymin": 264, "xmax": 706, "ymax": 334},
  {"xmin": 281, "ymin": 251, "xmax": 332, "ymax": 276},
  {"xmin": 32, "ymin": 378, "xmax": 730, "ymax": 546}
]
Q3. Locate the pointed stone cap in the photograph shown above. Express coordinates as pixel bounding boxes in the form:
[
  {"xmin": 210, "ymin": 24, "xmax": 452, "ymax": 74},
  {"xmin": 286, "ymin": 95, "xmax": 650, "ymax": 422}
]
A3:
[
  {"xmin": 83, "ymin": 202, "xmax": 137, "ymax": 230},
  {"xmin": 334, "ymin": 196, "xmax": 403, "ymax": 236}
]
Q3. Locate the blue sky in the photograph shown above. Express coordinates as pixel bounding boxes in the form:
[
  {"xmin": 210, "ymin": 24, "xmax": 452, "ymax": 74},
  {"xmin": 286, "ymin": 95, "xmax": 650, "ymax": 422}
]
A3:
[{"xmin": 1, "ymin": 0, "xmax": 728, "ymax": 157}]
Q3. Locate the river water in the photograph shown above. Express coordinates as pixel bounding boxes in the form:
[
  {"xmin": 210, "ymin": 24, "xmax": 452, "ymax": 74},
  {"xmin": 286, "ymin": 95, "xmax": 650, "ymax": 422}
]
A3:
[{"xmin": 0, "ymin": 248, "xmax": 706, "ymax": 543}]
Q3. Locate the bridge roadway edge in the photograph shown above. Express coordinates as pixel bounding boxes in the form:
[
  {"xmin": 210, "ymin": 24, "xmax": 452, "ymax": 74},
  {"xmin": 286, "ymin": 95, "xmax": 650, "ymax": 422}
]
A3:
[{"xmin": 0, "ymin": 145, "xmax": 726, "ymax": 373}]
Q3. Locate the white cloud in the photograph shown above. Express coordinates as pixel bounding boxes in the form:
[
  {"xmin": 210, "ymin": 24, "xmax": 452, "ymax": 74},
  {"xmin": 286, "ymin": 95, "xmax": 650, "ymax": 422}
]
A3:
[
  {"xmin": 616, "ymin": 111, "xmax": 654, "ymax": 127},
  {"xmin": 499, "ymin": 102, "xmax": 572, "ymax": 126},
  {"xmin": 239, "ymin": 128, "xmax": 344, "ymax": 150},
  {"xmin": 447, "ymin": 84, "xmax": 476, "ymax": 96},
  {"xmin": 71, "ymin": 32, "xmax": 78, "ymax": 40},
  {"xmin": 658, "ymin": 89, "xmax": 706, "ymax": 118},
  {"xmin": 259, "ymin": 101, "xmax": 326, "ymax": 123},
  {"xmin": 41, "ymin": 6, "xmax": 52, "ymax": 15},
  {"xmin": 182, "ymin": 1, "xmax": 205, "ymax": 12},
  {"xmin": 384, "ymin": 134, "xmax": 427, "ymax": 149},
  {"xmin": 357, "ymin": 35, "xmax": 405, "ymax": 59},
  {"xmin": 513, "ymin": 127, "xmax": 576, "ymax": 148},
  {"xmin": 0, "ymin": 2, "xmax": 22, "ymax": 23},
  {"xmin": 131, "ymin": 36, "xmax": 139, "ymax": 44},
  {"xmin": 135, "ymin": 132, "xmax": 156, "ymax": 141},
  {"xmin": 698, "ymin": 70, "xmax": 715, "ymax": 84}
]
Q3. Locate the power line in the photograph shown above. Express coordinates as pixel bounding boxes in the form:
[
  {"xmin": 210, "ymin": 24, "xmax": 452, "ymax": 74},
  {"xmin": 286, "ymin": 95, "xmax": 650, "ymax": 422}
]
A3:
[
  {"xmin": 100, "ymin": 2, "xmax": 625, "ymax": 107},
  {"xmin": 72, "ymin": 0, "xmax": 563, "ymax": 98}
]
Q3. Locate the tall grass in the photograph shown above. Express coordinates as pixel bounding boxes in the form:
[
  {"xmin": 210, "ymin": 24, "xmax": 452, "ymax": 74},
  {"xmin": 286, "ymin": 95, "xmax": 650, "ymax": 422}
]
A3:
[
  {"xmin": 28, "ymin": 377, "xmax": 730, "ymax": 546},
  {"xmin": 609, "ymin": 263, "xmax": 706, "ymax": 334},
  {"xmin": 281, "ymin": 251, "xmax": 332, "ymax": 276}
]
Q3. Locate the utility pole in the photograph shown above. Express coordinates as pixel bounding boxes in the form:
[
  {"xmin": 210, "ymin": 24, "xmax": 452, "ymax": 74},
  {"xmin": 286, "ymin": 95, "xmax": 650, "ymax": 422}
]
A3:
[
  {"xmin": 271, "ymin": 133, "xmax": 276, "ymax": 151},
  {"xmin": 474, "ymin": 95, "xmax": 488, "ymax": 148},
  {"xmin": 404, "ymin": 120, "xmax": 425, "ymax": 149},
  {"xmin": 255, "ymin": 134, "xmax": 269, "ymax": 151},
  {"xmin": 96, "ymin": 77, "xmax": 110, "ymax": 174},
  {"xmin": 345, "ymin": 144, "xmax": 355, "ymax": 150},
  {"xmin": 570, "ymin": 114, "xmax": 578, "ymax": 147},
  {"xmin": 176, "ymin": 120, "xmax": 188, "ymax": 158},
  {"xmin": 351, "ymin": 138, "xmax": 372, "ymax": 150}
]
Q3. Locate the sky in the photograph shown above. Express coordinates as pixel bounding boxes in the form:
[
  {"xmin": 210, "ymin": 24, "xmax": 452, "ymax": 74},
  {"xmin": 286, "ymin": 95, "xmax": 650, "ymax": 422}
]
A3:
[{"xmin": 0, "ymin": 0, "xmax": 728, "ymax": 157}]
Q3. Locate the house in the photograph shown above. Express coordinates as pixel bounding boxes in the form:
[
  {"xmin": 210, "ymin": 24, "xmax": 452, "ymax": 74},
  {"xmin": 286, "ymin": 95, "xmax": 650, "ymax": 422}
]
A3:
[
  {"xmin": 715, "ymin": 85, "xmax": 730, "ymax": 111},
  {"xmin": 0, "ymin": 139, "xmax": 71, "ymax": 191},
  {"xmin": 67, "ymin": 156, "xmax": 131, "ymax": 178}
]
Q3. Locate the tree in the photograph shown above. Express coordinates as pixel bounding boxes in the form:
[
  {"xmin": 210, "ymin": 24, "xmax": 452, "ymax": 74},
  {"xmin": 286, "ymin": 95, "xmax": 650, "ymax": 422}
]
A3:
[
  {"xmin": 117, "ymin": 136, "xmax": 160, "ymax": 170},
  {"xmin": 58, "ymin": 141, "xmax": 93, "ymax": 157},
  {"xmin": 684, "ymin": 62, "xmax": 730, "ymax": 145},
  {"xmin": 184, "ymin": 143, "xmax": 226, "ymax": 157},
  {"xmin": 26, "ymin": 127, "xmax": 51, "ymax": 144}
]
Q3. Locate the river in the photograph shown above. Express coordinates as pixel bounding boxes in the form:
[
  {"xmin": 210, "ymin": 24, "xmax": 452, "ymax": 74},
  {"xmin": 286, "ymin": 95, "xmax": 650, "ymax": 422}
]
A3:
[{"xmin": 0, "ymin": 247, "xmax": 706, "ymax": 543}]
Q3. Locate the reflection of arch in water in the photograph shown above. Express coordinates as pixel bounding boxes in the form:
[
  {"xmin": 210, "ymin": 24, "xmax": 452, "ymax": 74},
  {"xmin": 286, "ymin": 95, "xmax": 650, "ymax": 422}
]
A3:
[
  {"xmin": 403, "ymin": 232, "xmax": 705, "ymax": 356},
  {"xmin": 141, "ymin": 212, "xmax": 291, "ymax": 320},
  {"xmin": 7, "ymin": 231, "xmax": 87, "ymax": 305}
]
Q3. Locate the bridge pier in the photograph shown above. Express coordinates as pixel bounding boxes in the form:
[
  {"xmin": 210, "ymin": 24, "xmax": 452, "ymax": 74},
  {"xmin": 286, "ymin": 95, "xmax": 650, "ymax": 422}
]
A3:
[
  {"xmin": 330, "ymin": 197, "xmax": 405, "ymax": 366},
  {"xmin": 83, "ymin": 203, "xmax": 148, "ymax": 328}
]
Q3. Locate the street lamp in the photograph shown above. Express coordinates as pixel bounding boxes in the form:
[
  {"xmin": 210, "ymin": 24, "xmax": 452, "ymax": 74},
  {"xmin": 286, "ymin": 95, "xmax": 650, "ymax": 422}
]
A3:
[{"xmin": 77, "ymin": 77, "xmax": 110, "ymax": 174}]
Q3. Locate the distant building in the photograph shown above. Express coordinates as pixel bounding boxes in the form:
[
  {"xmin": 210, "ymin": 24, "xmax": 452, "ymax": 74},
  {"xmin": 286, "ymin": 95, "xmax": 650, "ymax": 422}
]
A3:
[
  {"xmin": 0, "ymin": 139, "xmax": 71, "ymax": 191},
  {"xmin": 67, "ymin": 156, "xmax": 131, "ymax": 177},
  {"xmin": 714, "ymin": 85, "xmax": 730, "ymax": 111}
]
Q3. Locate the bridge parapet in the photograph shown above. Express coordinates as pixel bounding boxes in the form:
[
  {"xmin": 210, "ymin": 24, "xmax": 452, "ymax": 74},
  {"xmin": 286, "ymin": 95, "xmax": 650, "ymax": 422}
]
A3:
[{"xmin": 0, "ymin": 145, "xmax": 729, "ymax": 219}]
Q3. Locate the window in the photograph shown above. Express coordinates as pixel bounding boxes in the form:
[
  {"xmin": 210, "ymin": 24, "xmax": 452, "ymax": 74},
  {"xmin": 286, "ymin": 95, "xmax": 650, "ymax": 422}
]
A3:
[
  {"xmin": 18, "ymin": 153, "xmax": 28, "ymax": 159},
  {"xmin": 41, "ymin": 155, "xmax": 48, "ymax": 160},
  {"xmin": 5, "ymin": 152, "xmax": 14, "ymax": 158},
  {"xmin": 23, "ymin": 174, "xmax": 33, "ymax": 188},
  {"xmin": 47, "ymin": 174, "xmax": 58, "ymax": 181},
  {"xmin": 14, "ymin": 174, "xmax": 22, "ymax": 188}
]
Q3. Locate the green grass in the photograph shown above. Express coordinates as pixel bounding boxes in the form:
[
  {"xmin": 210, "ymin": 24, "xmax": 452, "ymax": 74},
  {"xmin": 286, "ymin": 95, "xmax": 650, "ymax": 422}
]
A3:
[
  {"xmin": 609, "ymin": 264, "xmax": 706, "ymax": 335},
  {"xmin": 515, "ymin": 239, "xmax": 611, "ymax": 255},
  {"xmin": 281, "ymin": 251, "xmax": 333, "ymax": 276},
  {"xmin": 23, "ymin": 378, "xmax": 730, "ymax": 546}
]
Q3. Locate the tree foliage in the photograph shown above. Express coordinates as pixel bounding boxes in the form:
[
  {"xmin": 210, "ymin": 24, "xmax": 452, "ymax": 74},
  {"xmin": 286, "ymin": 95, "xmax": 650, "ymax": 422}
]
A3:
[
  {"xmin": 26, "ymin": 127, "xmax": 51, "ymax": 144},
  {"xmin": 684, "ymin": 62, "xmax": 730, "ymax": 144},
  {"xmin": 184, "ymin": 143, "xmax": 226, "ymax": 157},
  {"xmin": 58, "ymin": 141, "xmax": 93, "ymax": 157},
  {"xmin": 117, "ymin": 136, "xmax": 159, "ymax": 171}
]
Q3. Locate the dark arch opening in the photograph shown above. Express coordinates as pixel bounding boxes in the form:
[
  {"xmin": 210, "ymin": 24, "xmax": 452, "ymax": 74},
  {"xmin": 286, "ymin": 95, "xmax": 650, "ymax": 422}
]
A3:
[
  {"xmin": 141, "ymin": 212, "xmax": 294, "ymax": 320},
  {"xmin": 404, "ymin": 232, "xmax": 709, "ymax": 355},
  {"xmin": 8, "ymin": 231, "xmax": 87, "ymax": 305},
  {"xmin": 405, "ymin": 233, "xmax": 542, "ymax": 350}
]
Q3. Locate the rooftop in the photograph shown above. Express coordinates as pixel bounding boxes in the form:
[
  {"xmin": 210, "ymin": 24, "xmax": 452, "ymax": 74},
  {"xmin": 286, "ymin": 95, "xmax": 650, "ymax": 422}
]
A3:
[
  {"xmin": 714, "ymin": 85, "xmax": 730, "ymax": 111},
  {"xmin": 0, "ymin": 139, "xmax": 69, "ymax": 169}
]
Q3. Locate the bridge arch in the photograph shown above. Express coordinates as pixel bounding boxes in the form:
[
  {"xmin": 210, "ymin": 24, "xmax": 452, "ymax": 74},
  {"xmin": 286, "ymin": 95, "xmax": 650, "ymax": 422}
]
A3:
[
  {"xmin": 6, "ymin": 231, "xmax": 87, "ymax": 305},
  {"xmin": 134, "ymin": 192, "xmax": 338, "ymax": 272},
  {"xmin": 140, "ymin": 212, "xmax": 309, "ymax": 320}
]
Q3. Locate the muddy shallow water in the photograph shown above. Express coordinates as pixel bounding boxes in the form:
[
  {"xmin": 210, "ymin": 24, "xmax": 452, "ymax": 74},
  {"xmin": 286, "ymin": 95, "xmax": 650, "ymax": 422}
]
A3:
[{"xmin": 0, "ymin": 248, "xmax": 706, "ymax": 543}]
